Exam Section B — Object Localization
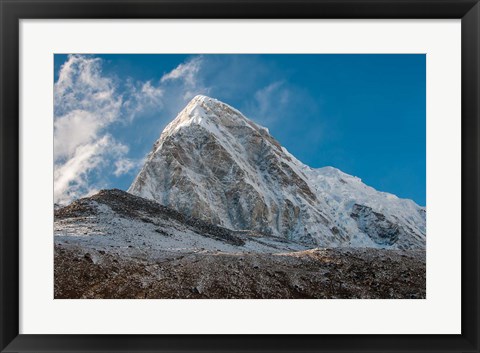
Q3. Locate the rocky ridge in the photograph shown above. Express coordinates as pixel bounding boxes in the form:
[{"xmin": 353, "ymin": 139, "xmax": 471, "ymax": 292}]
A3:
[{"xmin": 54, "ymin": 189, "xmax": 309, "ymax": 257}]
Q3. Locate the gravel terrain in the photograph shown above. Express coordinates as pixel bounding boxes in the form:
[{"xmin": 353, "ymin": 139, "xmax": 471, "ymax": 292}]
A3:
[{"xmin": 55, "ymin": 245, "xmax": 425, "ymax": 299}]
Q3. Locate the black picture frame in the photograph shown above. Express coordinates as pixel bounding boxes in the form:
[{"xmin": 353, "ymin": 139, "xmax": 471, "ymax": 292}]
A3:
[{"xmin": 1, "ymin": 1, "xmax": 479, "ymax": 352}]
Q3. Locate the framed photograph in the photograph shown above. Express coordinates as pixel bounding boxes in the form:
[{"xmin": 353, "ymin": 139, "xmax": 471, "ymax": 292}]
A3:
[{"xmin": 1, "ymin": 0, "xmax": 478, "ymax": 352}]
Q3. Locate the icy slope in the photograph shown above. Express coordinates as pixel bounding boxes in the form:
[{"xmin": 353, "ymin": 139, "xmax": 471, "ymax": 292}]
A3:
[{"xmin": 129, "ymin": 95, "xmax": 426, "ymax": 249}]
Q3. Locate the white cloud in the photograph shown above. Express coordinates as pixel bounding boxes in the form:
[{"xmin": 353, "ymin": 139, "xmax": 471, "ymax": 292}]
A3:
[
  {"xmin": 54, "ymin": 135, "xmax": 117, "ymax": 204},
  {"xmin": 54, "ymin": 55, "xmax": 127, "ymax": 204},
  {"xmin": 156, "ymin": 56, "xmax": 210, "ymax": 114},
  {"xmin": 123, "ymin": 80, "xmax": 164, "ymax": 122},
  {"xmin": 113, "ymin": 158, "xmax": 142, "ymax": 177},
  {"xmin": 54, "ymin": 55, "xmax": 121, "ymax": 121},
  {"xmin": 161, "ymin": 57, "xmax": 210, "ymax": 102},
  {"xmin": 160, "ymin": 56, "xmax": 202, "ymax": 86}
]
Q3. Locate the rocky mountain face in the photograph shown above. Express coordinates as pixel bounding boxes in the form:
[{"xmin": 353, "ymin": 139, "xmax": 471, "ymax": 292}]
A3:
[{"xmin": 129, "ymin": 95, "xmax": 426, "ymax": 249}]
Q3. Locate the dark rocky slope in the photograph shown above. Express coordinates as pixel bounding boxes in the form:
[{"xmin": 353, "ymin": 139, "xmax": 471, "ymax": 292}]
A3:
[{"xmin": 55, "ymin": 245, "xmax": 425, "ymax": 299}]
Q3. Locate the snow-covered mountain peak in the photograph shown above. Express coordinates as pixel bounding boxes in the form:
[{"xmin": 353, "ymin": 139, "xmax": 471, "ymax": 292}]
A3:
[
  {"xmin": 161, "ymin": 95, "xmax": 268, "ymax": 142},
  {"xmin": 189, "ymin": 94, "xmax": 223, "ymax": 107},
  {"xmin": 129, "ymin": 96, "xmax": 426, "ymax": 249}
]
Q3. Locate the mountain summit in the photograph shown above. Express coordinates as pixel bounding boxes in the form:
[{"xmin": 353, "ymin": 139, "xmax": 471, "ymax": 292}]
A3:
[{"xmin": 129, "ymin": 95, "xmax": 426, "ymax": 249}]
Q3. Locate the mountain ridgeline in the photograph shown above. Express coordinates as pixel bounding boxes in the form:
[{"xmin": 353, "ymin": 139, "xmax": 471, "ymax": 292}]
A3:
[{"xmin": 129, "ymin": 95, "xmax": 426, "ymax": 249}]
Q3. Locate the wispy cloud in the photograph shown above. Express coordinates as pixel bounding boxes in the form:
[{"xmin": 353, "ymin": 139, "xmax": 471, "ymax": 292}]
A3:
[
  {"xmin": 160, "ymin": 56, "xmax": 202, "ymax": 86},
  {"xmin": 251, "ymin": 81, "xmax": 290, "ymax": 124},
  {"xmin": 54, "ymin": 55, "xmax": 128, "ymax": 204},
  {"xmin": 113, "ymin": 157, "xmax": 144, "ymax": 177},
  {"xmin": 54, "ymin": 135, "xmax": 126, "ymax": 204},
  {"xmin": 160, "ymin": 56, "xmax": 210, "ymax": 102},
  {"xmin": 123, "ymin": 80, "xmax": 164, "ymax": 122}
]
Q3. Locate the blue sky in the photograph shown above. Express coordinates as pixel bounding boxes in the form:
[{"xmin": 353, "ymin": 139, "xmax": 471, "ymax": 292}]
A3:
[{"xmin": 53, "ymin": 54, "xmax": 426, "ymax": 206}]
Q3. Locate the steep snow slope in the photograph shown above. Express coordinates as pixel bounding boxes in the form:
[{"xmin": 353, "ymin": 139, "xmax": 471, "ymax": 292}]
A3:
[
  {"xmin": 129, "ymin": 95, "xmax": 426, "ymax": 249},
  {"xmin": 306, "ymin": 166, "xmax": 425, "ymax": 248}
]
